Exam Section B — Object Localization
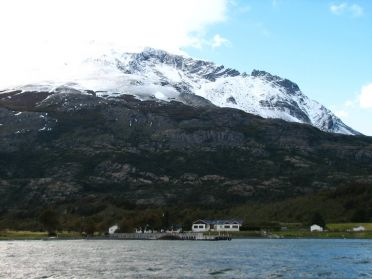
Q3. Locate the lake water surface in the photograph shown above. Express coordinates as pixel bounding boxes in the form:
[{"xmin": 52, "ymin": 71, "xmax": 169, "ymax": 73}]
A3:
[{"xmin": 0, "ymin": 239, "xmax": 371, "ymax": 278}]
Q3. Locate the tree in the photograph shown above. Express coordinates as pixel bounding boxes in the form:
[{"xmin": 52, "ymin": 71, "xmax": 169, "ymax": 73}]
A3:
[
  {"xmin": 39, "ymin": 209, "xmax": 60, "ymax": 235},
  {"xmin": 139, "ymin": 211, "xmax": 162, "ymax": 230},
  {"xmin": 310, "ymin": 212, "xmax": 326, "ymax": 228},
  {"xmin": 84, "ymin": 218, "xmax": 96, "ymax": 236},
  {"xmin": 119, "ymin": 218, "xmax": 134, "ymax": 233},
  {"xmin": 162, "ymin": 211, "xmax": 170, "ymax": 230},
  {"xmin": 182, "ymin": 217, "xmax": 193, "ymax": 231},
  {"xmin": 351, "ymin": 209, "xmax": 369, "ymax": 222}
]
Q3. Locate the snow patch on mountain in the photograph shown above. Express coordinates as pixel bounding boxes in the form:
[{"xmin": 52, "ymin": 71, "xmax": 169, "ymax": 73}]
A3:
[{"xmin": 0, "ymin": 47, "xmax": 360, "ymax": 135}]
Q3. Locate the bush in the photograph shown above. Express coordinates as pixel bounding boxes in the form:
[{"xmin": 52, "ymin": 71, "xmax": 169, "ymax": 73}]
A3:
[
  {"xmin": 39, "ymin": 209, "xmax": 60, "ymax": 234},
  {"xmin": 310, "ymin": 212, "xmax": 326, "ymax": 228}
]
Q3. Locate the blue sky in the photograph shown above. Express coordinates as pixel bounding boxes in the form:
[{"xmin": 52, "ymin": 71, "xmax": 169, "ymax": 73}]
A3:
[{"xmin": 184, "ymin": 0, "xmax": 372, "ymax": 135}]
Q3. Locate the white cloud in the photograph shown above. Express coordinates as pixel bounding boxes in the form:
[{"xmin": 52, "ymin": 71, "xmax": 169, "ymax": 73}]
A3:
[
  {"xmin": 358, "ymin": 84, "xmax": 372, "ymax": 109},
  {"xmin": 330, "ymin": 84, "xmax": 372, "ymax": 135},
  {"xmin": 330, "ymin": 3, "xmax": 348, "ymax": 15},
  {"xmin": 0, "ymin": 0, "xmax": 228, "ymax": 88},
  {"xmin": 339, "ymin": 109, "xmax": 372, "ymax": 136},
  {"xmin": 330, "ymin": 102, "xmax": 372, "ymax": 135},
  {"xmin": 350, "ymin": 4, "xmax": 364, "ymax": 17},
  {"xmin": 330, "ymin": 2, "xmax": 364, "ymax": 17},
  {"xmin": 211, "ymin": 34, "xmax": 230, "ymax": 48}
]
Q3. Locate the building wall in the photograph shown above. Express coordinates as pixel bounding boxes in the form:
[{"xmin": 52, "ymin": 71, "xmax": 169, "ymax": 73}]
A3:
[
  {"xmin": 192, "ymin": 223, "xmax": 209, "ymax": 232},
  {"xmin": 215, "ymin": 224, "xmax": 240, "ymax": 232},
  {"xmin": 109, "ymin": 225, "xmax": 119, "ymax": 234},
  {"xmin": 192, "ymin": 223, "xmax": 240, "ymax": 232},
  {"xmin": 310, "ymin": 225, "xmax": 323, "ymax": 232}
]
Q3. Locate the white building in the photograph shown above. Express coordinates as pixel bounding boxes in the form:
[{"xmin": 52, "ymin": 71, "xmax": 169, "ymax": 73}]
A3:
[
  {"xmin": 108, "ymin": 224, "xmax": 119, "ymax": 234},
  {"xmin": 310, "ymin": 224, "xmax": 323, "ymax": 232},
  {"xmin": 135, "ymin": 227, "xmax": 156, "ymax": 233},
  {"xmin": 352, "ymin": 226, "xmax": 366, "ymax": 232},
  {"xmin": 192, "ymin": 219, "xmax": 243, "ymax": 232},
  {"xmin": 166, "ymin": 224, "xmax": 182, "ymax": 233}
]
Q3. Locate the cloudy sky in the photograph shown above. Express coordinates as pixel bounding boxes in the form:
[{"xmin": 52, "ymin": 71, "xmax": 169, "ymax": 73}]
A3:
[{"xmin": 0, "ymin": 0, "xmax": 371, "ymax": 135}]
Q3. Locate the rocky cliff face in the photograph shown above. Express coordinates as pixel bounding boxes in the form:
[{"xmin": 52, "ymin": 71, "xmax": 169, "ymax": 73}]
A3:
[
  {"xmin": 0, "ymin": 90, "xmax": 371, "ymax": 217},
  {"xmin": 0, "ymin": 47, "xmax": 359, "ymax": 135}
]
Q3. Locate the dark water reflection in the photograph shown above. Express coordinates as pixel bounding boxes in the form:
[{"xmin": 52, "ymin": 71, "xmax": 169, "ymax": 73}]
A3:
[{"xmin": 0, "ymin": 239, "xmax": 371, "ymax": 278}]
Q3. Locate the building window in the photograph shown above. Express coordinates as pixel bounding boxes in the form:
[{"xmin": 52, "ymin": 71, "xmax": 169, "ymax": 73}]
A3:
[
  {"xmin": 232, "ymin": 225, "xmax": 239, "ymax": 229},
  {"xmin": 224, "ymin": 225, "xmax": 230, "ymax": 228},
  {"xmin": 199, "ymin": 225, "xmax": 204, "ymax": 229}
]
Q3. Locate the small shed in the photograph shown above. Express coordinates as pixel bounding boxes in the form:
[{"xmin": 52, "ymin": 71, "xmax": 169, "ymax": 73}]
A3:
[
  {"xmin": 109, "ymin": 224, "xmax": 119, "ymax": 234},
  {"xmin": 352, "ymin": 226, "xmax": 365, "ymax": 232},
  {"xmin": 310, "ymin": 224, "xmax": 323, "ymax": 232}
]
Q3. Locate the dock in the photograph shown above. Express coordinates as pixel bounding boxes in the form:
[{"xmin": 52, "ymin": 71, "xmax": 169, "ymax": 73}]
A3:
[{"xmin": 110, "ymin": 232, "xmax": 231, "ymax": 241}]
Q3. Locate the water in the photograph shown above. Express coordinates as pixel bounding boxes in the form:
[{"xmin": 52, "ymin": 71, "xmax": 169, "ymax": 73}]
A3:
[{"xmin": 0, "ymin": 239, "xmax": 371, "ymax": 278}]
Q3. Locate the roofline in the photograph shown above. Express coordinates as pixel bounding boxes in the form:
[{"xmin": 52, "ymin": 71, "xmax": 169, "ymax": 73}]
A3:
[{"xmin": 192, "ymin": 219, "xmax": 243, "ymax": 225}]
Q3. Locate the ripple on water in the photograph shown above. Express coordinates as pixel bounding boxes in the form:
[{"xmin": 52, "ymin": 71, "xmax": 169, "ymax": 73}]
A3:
[
  {"xmin": 209, "ymin": 268, "xmax": 233, "ymax": 275},
  {"xmin": 1, "ymin": 239, "xmax": 372, "ymax": 279},
  {"xmin": 317, "ymin": 271, "xmax": 333, "ymax": 277},
  {"xmin": 359, "ymin": 272, "xmax": 372, "ymax": 277},
  {"xmin": 354, "ymin": 259, "xmax": 371, "ymax": 264},
  {"xmin": 147, "ymin": 267, "xmax": 162, "ymax": 272}
]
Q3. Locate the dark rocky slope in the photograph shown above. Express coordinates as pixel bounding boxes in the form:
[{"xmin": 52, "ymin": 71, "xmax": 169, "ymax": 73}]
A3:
[{"xmin": 0, "ymin": 91, "xmax": 371, "ymax": 225}]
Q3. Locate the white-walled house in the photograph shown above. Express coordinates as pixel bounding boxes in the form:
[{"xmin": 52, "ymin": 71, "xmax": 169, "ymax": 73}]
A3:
[
  {"xmin": 109, "ymin": 224, "xmax": 119, "ymax": 234},
  {"xmin": 352, "ymin": 226, "xmax": 366, "ymax": 232},
  {"xmin": 310, "ymin": 224, "xmax": 323, "ymax": 232},
  {"xmin": 192, "ymin": 219, "xmax": 243, "ymax": 232}
]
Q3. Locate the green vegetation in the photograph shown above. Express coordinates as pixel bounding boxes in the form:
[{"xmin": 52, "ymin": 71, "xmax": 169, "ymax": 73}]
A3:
[
  {"xmin": 1, "ymin": 95, "xmax": 372, "ymax": 235},
  {"xmin": 229, "ymin": 183, "xmax": 372, "ymax": 225},
  {"xmin": 327, "ymin": 223, "xmax": 372, "ymax": 231},
  {"xmin": 0, "ymin": 230, "xmax": 48, "ymax": 240},
  {"xmin": 274, "ymin": 230, "xmax": 372, "ymax": 239},
  {"xmin": 310, "ymin": 212, "xmax": 325, "ymax": 228},
  {"xmin": 0, "ymin": 230, "xmax": 81, "ymax": 240},
  {"xmin": 204, "ymin": 222, "xmax": 372, "ymax": 239},
  {"xmin": 0, "ymin": 178, "xmax": 370, "ymax": 237},
  {"xmin": 1, "ymin": 221, "xmax": 372, "ymax": 240},
  {"xmin": 39, "ymin": 209, "xmax": 60, "ymax": 235},
  {"xmin": 1, "ymin": 84, "xmax": 372, "ymax": 243}
]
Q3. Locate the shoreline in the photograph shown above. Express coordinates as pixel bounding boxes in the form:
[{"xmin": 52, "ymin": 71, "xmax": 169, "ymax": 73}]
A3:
[
  {"xmin": 1, "ymin": 235, "xmax": 372, "ymax": 241},
  {"xmin": 2, "ymin": 225, "xmax": 372, "ymax": 241}
]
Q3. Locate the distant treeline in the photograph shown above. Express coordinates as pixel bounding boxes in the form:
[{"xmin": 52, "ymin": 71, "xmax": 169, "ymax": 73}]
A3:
[{"xmin": 0, "ymin": 183, "xmax": 371, "ymax": 234}]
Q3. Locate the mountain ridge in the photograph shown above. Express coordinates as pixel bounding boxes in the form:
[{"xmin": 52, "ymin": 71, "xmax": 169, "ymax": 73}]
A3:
[{"xmin": 0, "ymin": 47, "xmax": 360, "ymax": 135}]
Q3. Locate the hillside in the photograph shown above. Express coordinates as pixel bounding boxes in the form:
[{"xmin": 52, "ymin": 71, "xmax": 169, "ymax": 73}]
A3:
[{"xmin": 0, "ymin": 90, "xmax": 371, "ymax": 229}]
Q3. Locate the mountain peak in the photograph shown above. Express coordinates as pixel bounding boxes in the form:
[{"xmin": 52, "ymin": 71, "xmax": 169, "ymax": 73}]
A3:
[
  {"xmin": 0, "ymin": 47, "xmax": 360, "ymax": 135},
  {"xmin": 251, "ymin": 69, "xmax": 300, "ymax": 94}
]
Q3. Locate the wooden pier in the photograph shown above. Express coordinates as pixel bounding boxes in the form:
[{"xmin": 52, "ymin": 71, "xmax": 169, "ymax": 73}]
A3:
[{"xmin": 110, "ymin": 232, "xmax": 231, "ymax": 241}]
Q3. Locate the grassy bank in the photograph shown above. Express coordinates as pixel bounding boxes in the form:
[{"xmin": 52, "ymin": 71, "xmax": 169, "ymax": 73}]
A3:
[
  {"xmin": 205, "ymin": 230, "xmax": 372, "ymax": 239},
  {"xmin": 327, "ymin": 223, "xmax": 372, "ymax": 231},
  {"xmin": 203, "ymin": 222, "xmax": 372, "ymax": 239},
  {"xmin": 2, "ymin": 223, "xmax": 372, "ymax": 240},
  {"xmin": 273, "ymin": 230, "xmax": 372, "ymax": 239},
  {"xmin": 0, "ymin": 230, "xmax": 82, "ymax": 240}
]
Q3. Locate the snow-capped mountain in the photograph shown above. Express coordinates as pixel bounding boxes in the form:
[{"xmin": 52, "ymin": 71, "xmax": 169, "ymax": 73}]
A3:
[{"xmin": 0, "ymin": 47, "xmax": 360, "ymax": 135}]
